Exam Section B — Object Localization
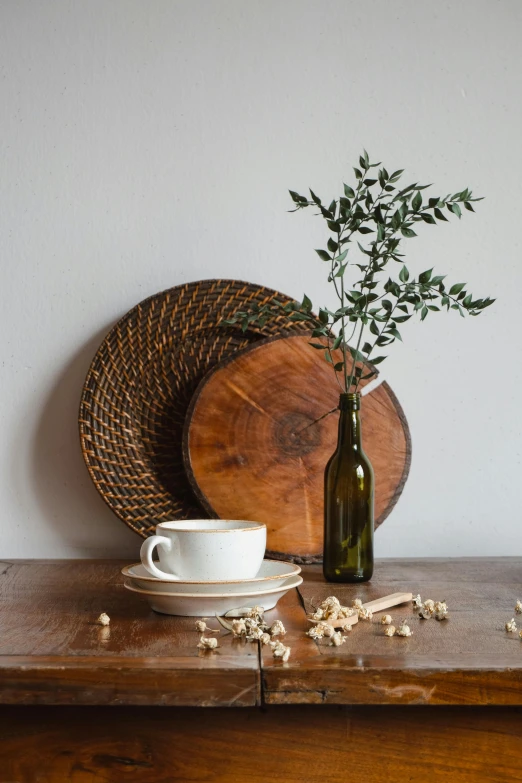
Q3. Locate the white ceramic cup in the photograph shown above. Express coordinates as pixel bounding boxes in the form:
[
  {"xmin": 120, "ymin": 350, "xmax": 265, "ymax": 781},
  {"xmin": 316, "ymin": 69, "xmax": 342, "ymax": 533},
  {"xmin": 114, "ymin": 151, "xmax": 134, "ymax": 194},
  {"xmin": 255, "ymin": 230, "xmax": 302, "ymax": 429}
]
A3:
[{"xmin": 140, "ymin": 519, "xmax": 267, "ymax": 581}]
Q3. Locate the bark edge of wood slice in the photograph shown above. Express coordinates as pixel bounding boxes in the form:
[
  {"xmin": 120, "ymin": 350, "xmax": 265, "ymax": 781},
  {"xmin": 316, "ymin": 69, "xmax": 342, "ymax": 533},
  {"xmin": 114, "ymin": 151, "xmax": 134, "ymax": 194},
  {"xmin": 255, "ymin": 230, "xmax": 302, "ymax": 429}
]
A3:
[{"xmin": 183, "ymin": 334, "xmax": 411, "ymax": 564}]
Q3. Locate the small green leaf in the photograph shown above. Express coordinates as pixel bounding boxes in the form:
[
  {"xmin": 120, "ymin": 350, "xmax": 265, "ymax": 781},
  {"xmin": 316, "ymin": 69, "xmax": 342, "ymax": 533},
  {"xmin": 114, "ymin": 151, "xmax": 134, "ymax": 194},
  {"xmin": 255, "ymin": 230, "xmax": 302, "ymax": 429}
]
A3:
[
  {"xmin": 319, "ymin": 308, "xmax": 329, "ymax": 325},
  {"xmin": 358, "ymin": 226, "xmax": 374, "ymax": 234},
  {"xmin": 448, "ymin": 202, "xmax": 462, "ymax": 219},
  {"xmin": 327, "ymin": 238, "xmax": 338, "ymax": 253},
  {"xmin": 309, "ymin": 189, "xmax": 322, "ymax": 205},
  {"xmin": 449, "ymin": 283, "xmax": 466, "ymax": 296},
  {"xmin": 370, "ymin": 355, "xmax": 387, "ymax": 365},
  {"xmin": 421, "ymin": 212, "xmax": 436, "ymax": 224},
  {"xmin": 401, "ymin": 227, "xmax": 417, "ymax": 238},
  {"xmin": 419, "ymin": 268, "xmax": 433, "ymax": 284},
  {"xmin": 389, "ymin": 169, "xmax": 404, "ymax": 182},
  {"xmin": 387, "ymin": 327, "xmax": 402, "ymax": 341},
  {"xmin": 315, "ymin": 249, "xmax": 331, "ymax": 262},
  {"xmin": 334, "ymin": 362, "xmax": 345, "ymax": 372},
  {"xmin": 327, "ymin": 220, "xmax": 341, "ymax": 232},
  {"xmin": 363, "ymin": 178, "xmax": 377, "ymax": 186},
  {"xmin": 370, "ymin": 320, "xmax": 380, "ymax": 335},
  {"xmin": 434, "ymin": 207, "xmax": 449, "ymax": 221},
  {"xmin": 412, "ymin": 191, "xmax": 422, "ymax": 211},
  {"xmin": 421, "ymin": 306, "xmax": 428, "ymax": 320},
  {"xmin": 399, "ymin": 265, "xmax": 409, "ymax": 282},
  {"xmin": 289, "ymin": 190, "xmax": 304, "ymax": 203},
  {"xmin": 301, "ymin": 294, "xmax": 313, "ymax": 312},
  {"xmin": 362, "ymin": 342, "xmax": 372, "ymax": 354},
  {"xmin": 309, "ymin": 342, "xmax": 325, "ymax": 349},
  {"xmin": 336, "ymin": 249, "xmax": 348, "ymax": 263},
  {"xmin": 332, "ymin": 334, "xmax": 343, "ymax": 350},
  {"xmin": 344, "ymin": 184, "xmax": 356, "ymax": 198},
  {"xmin": 354, "ymin": 167, "xmax": 363, "ymax": 179}
]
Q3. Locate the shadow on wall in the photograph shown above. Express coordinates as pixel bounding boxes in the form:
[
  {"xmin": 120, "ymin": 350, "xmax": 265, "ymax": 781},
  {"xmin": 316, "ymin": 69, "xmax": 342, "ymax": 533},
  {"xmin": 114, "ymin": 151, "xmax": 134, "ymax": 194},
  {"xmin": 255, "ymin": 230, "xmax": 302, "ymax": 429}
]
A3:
[{"xmin": 30, "ymin": 322, "xmax": 140, "ymax": 557}]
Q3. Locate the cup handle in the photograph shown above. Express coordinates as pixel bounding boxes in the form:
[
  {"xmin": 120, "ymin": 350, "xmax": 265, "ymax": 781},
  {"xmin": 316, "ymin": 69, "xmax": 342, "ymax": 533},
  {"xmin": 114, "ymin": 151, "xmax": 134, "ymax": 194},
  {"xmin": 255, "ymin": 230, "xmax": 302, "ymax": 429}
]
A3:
[{"xmin": 140, "ymin": 535, "xmax": 179, "ymax": 580}]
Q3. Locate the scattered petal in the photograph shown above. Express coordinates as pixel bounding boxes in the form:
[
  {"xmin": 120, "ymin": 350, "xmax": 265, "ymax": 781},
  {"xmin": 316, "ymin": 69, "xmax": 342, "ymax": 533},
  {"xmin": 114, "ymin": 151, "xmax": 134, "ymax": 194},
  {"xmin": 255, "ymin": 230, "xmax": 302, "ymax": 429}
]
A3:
[
  {"xmin": 270, "ymin": 620, "xmax": 286, "ymax": 637},
  {"xmin": 434, "ymin": 601, "xmax": 448, "ymax": 621},
  {"xmin": 232, "ymin": 619, "xmax": 247, "ymax": 637},
  {"xmin": 381, "ymin": 614, "xmax": 393, "ymax": 625},
  {"xmin": 271, "ymin": 641, "xmax": 291, "ymax": 662},
  {"xmin": 96, "ymin": 613, "xmax": 110, "ymax": 627},
  {"xmin": 197, "ymin": 636, "xmax": 219, "ymax": 650},
  {"xmin": 195, "ymin": 620, "xmax": 220, "ymax": 634},
  {"xmin": 396, "ymin": 621, "xmax": 413, "ymax": 637},
  {"xmin": 506, "ymin": 618, "xmax": 517, "ymax": 633},
  {"xmin": 330, "ymin": 631, "xmax": 346, "ymax": 647},
  {"xmin": 384, "ymin": 625, "xmax": 396, "ymax": 637},
  {"xmin": 516, "ymin": 600, "xmax": 522, "ymax": 615}
]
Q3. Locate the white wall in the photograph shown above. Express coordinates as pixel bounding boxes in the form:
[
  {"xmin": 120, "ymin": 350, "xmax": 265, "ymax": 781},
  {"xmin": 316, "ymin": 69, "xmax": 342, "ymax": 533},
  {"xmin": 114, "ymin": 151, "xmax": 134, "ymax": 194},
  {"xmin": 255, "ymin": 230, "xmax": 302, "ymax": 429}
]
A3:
[{"xmin": 1, "ymin": 0, "xmax": 521, "ymax": 559}]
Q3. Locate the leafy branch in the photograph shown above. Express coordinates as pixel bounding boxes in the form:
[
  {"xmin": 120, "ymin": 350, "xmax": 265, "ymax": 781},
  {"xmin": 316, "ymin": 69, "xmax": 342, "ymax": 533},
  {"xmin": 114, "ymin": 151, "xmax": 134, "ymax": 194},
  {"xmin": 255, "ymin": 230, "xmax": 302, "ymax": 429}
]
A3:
[{"xmin": 223, "ymin": 151, "xmax": 495, "ymax": 393}]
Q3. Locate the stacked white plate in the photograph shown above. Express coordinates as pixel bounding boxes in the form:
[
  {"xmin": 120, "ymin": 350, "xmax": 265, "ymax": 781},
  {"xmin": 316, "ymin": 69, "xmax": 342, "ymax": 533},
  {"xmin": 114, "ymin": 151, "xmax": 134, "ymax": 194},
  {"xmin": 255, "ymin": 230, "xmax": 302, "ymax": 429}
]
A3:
[{"xmin": 122, "ymin": 559, "xmax": 303, "ymax": 616}]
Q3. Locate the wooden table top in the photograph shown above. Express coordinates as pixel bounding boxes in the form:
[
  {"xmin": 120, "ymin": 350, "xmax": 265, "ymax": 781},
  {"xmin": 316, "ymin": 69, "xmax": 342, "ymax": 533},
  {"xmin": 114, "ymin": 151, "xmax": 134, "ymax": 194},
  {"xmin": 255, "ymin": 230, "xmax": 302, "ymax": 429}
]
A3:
[{"xmin": 0, "ymin": 558, "xmax": 521, "ymax": 707}]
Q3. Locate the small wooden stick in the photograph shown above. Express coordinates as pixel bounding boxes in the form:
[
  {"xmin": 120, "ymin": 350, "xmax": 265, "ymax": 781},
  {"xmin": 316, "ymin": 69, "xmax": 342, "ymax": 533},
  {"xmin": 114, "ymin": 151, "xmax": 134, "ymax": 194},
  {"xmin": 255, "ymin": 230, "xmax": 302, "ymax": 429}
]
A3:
[
  {"xmin": 308, "ymin": 591, "xmax": 413, "ymax": 629},
  {"xmin": 362, "ymin": 592, "xmax": 413, "ymax": 614}
]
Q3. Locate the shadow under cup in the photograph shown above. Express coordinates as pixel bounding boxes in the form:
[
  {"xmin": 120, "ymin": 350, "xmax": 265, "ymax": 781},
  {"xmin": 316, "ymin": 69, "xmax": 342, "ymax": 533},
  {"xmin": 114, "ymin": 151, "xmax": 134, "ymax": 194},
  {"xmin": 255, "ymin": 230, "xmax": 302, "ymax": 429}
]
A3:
[{"xmin": 140, "ymin": 520, "xmax": 267, "ymax": 581}]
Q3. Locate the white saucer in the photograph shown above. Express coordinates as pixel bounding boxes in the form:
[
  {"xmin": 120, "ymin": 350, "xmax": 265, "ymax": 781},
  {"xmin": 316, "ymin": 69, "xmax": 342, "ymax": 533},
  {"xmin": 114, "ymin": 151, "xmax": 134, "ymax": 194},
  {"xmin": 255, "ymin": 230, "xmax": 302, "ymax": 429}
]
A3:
[
  {"xmin": 123, "ymin": 574, "xmax": 303, "ymax": 616},
  {"xmin": 121, "ymin": 559, "xmax": 301, "ymax": 595}
]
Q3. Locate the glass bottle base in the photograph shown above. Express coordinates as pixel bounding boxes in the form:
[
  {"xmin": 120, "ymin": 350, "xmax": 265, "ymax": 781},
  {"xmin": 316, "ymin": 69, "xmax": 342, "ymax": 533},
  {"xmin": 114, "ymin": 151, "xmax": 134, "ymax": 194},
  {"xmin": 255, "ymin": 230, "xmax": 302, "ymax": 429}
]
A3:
[{"xmin": 322, "ymin": 566, "xmax": 373, "ymax": 583}]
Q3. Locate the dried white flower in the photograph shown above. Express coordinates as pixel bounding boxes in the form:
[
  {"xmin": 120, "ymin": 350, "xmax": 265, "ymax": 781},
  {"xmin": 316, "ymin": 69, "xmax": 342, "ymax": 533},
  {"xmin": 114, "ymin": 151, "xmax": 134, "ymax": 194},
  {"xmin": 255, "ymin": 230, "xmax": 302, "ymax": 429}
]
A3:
[
  {"xmin": 270, "ymin": 620, "xmax": 286, "ymax": 637},
  {"xmin": 396, "ymin": 621, "xmax": 413, "ymax": 637},
  {"xmin": 195, "ymin": 620, "xmax": 219, "ymax": 634},
  {"xmin": 317, "ymin": 621, "xmax": 335, "ymax": 637},
  {"xmin": 518, "ymin": 629, "xmax": 522, "ymax": 640},
  {"xmin": 381, "ymin": 614, "xmax": 393, "ymax": 625},
  {"xmin": 506, "ymin": 618, "xmax": 517, "ymax": 633},
  {"xmin": 307, "ymin": 621, "xmax": 337, "ymax": 640},
  {"xmin": 516, "ymin": 600, "xmax": 522, "ymax": 614},
  {"xmin": 352, "ymin": 599, "xmax": 363, "ymax": 609},
  {"xmin": 330, "ymin": 631, "xmax": 346, "ymax": 647},
  {"xmin": 357, "ymin": 607, "xmax": 373, "ymax": 621},
  {"xmin": 307, "ymin": 625, "xmax": 325, "ymax": 640},
  {"xmin": 271, "ymin": 641, "xmax": 291, "ymax": 662},
  {"xmin": 323, "ymin": 596, "xmax": 341, "ymax": 609},
  {"xmin": 96, "ymin": 613, "xmax": 110, "ymax": 627},
  {"xmin": 246, "ymin": 623, "xmax": 265, "ymax": 641},
  {"xmin": 434, "ymin": 601, "xmax": 448, "ymax": 621},
  {"xmin": 412, "ymin": 594, "xmax": 422, "ymax": 610},
  {"xmin": 231, "ymin": 619, "xmax": 247, "ymax": 637},
  {"xmin": 197, "ymin": 635, "xmax": 219, "ymax": 650},
  {"xmin": 419, "ymin": 599, "xmax": 435, "ymax": 620},
  {"xmin": 260, "ymin": 632, "xmax": 271, "ymax": 645},
  {"xmin": 384, "ymin": 625, "xmax": 396, "ymax": 637},
  {"xmin": 247, "ymin": 605, "xmax": 265, "ymax": 621},
  {"xmin": 310, "ymin": 595, "xmax": 355, "ymax": 622}
]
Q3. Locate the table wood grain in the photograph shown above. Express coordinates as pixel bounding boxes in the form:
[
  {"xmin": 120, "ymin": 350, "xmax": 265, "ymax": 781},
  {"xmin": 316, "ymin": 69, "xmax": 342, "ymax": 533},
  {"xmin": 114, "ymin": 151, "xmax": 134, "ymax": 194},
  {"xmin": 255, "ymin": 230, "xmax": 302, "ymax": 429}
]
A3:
[{"xmin": 1, "ymin": 558, "xmax": 521, "ymax": 706}]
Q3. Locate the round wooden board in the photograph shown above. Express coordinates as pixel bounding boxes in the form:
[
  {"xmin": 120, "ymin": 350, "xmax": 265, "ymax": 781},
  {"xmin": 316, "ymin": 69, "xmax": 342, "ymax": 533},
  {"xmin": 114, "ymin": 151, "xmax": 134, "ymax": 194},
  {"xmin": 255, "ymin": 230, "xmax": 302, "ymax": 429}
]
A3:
[{"xmin": 183, "ymin": 334, "xmax": 411, "ymax": 563}]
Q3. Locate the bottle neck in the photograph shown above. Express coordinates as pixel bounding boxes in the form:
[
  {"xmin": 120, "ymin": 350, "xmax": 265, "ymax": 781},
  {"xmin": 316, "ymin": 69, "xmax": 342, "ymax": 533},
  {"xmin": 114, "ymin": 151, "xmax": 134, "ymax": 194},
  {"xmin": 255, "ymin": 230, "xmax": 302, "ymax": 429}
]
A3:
[{"xmin": 337, "ymin": 393, "xmax": 362, "ymax": 449}]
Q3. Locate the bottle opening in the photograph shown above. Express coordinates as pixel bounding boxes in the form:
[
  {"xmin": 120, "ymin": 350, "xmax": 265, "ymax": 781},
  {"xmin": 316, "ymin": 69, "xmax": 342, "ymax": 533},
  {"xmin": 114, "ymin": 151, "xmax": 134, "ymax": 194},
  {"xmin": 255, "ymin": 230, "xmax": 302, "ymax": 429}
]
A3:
[{"xmin": 339, "ymin": 393, "xmax": 361, "ymax": 411}]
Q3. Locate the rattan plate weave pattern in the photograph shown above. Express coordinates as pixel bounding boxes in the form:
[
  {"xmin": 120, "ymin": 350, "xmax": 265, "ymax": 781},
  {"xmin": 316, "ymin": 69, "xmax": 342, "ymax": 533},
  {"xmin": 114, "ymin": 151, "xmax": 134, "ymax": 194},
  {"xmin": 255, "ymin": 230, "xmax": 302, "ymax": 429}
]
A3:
[{"xmin": 79, "ymin": 279, "xmax": 314, "ymax": 539}]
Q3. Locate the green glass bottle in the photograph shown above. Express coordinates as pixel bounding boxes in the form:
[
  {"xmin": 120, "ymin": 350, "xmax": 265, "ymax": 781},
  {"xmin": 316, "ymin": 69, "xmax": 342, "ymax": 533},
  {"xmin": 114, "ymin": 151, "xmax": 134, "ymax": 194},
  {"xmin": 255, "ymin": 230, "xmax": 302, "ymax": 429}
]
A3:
[{"xmin": 323, "ymin": 392, "xmax": 374, "ymax": 583}]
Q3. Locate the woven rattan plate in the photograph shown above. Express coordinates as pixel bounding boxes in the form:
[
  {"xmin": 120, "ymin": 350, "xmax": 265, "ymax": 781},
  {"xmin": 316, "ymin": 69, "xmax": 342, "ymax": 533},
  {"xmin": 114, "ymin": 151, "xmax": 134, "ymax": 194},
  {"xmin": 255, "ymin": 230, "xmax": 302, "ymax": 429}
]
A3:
[{"xmin": 79, "ymin": 279, "xmax": 314, "ymax": 539}]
